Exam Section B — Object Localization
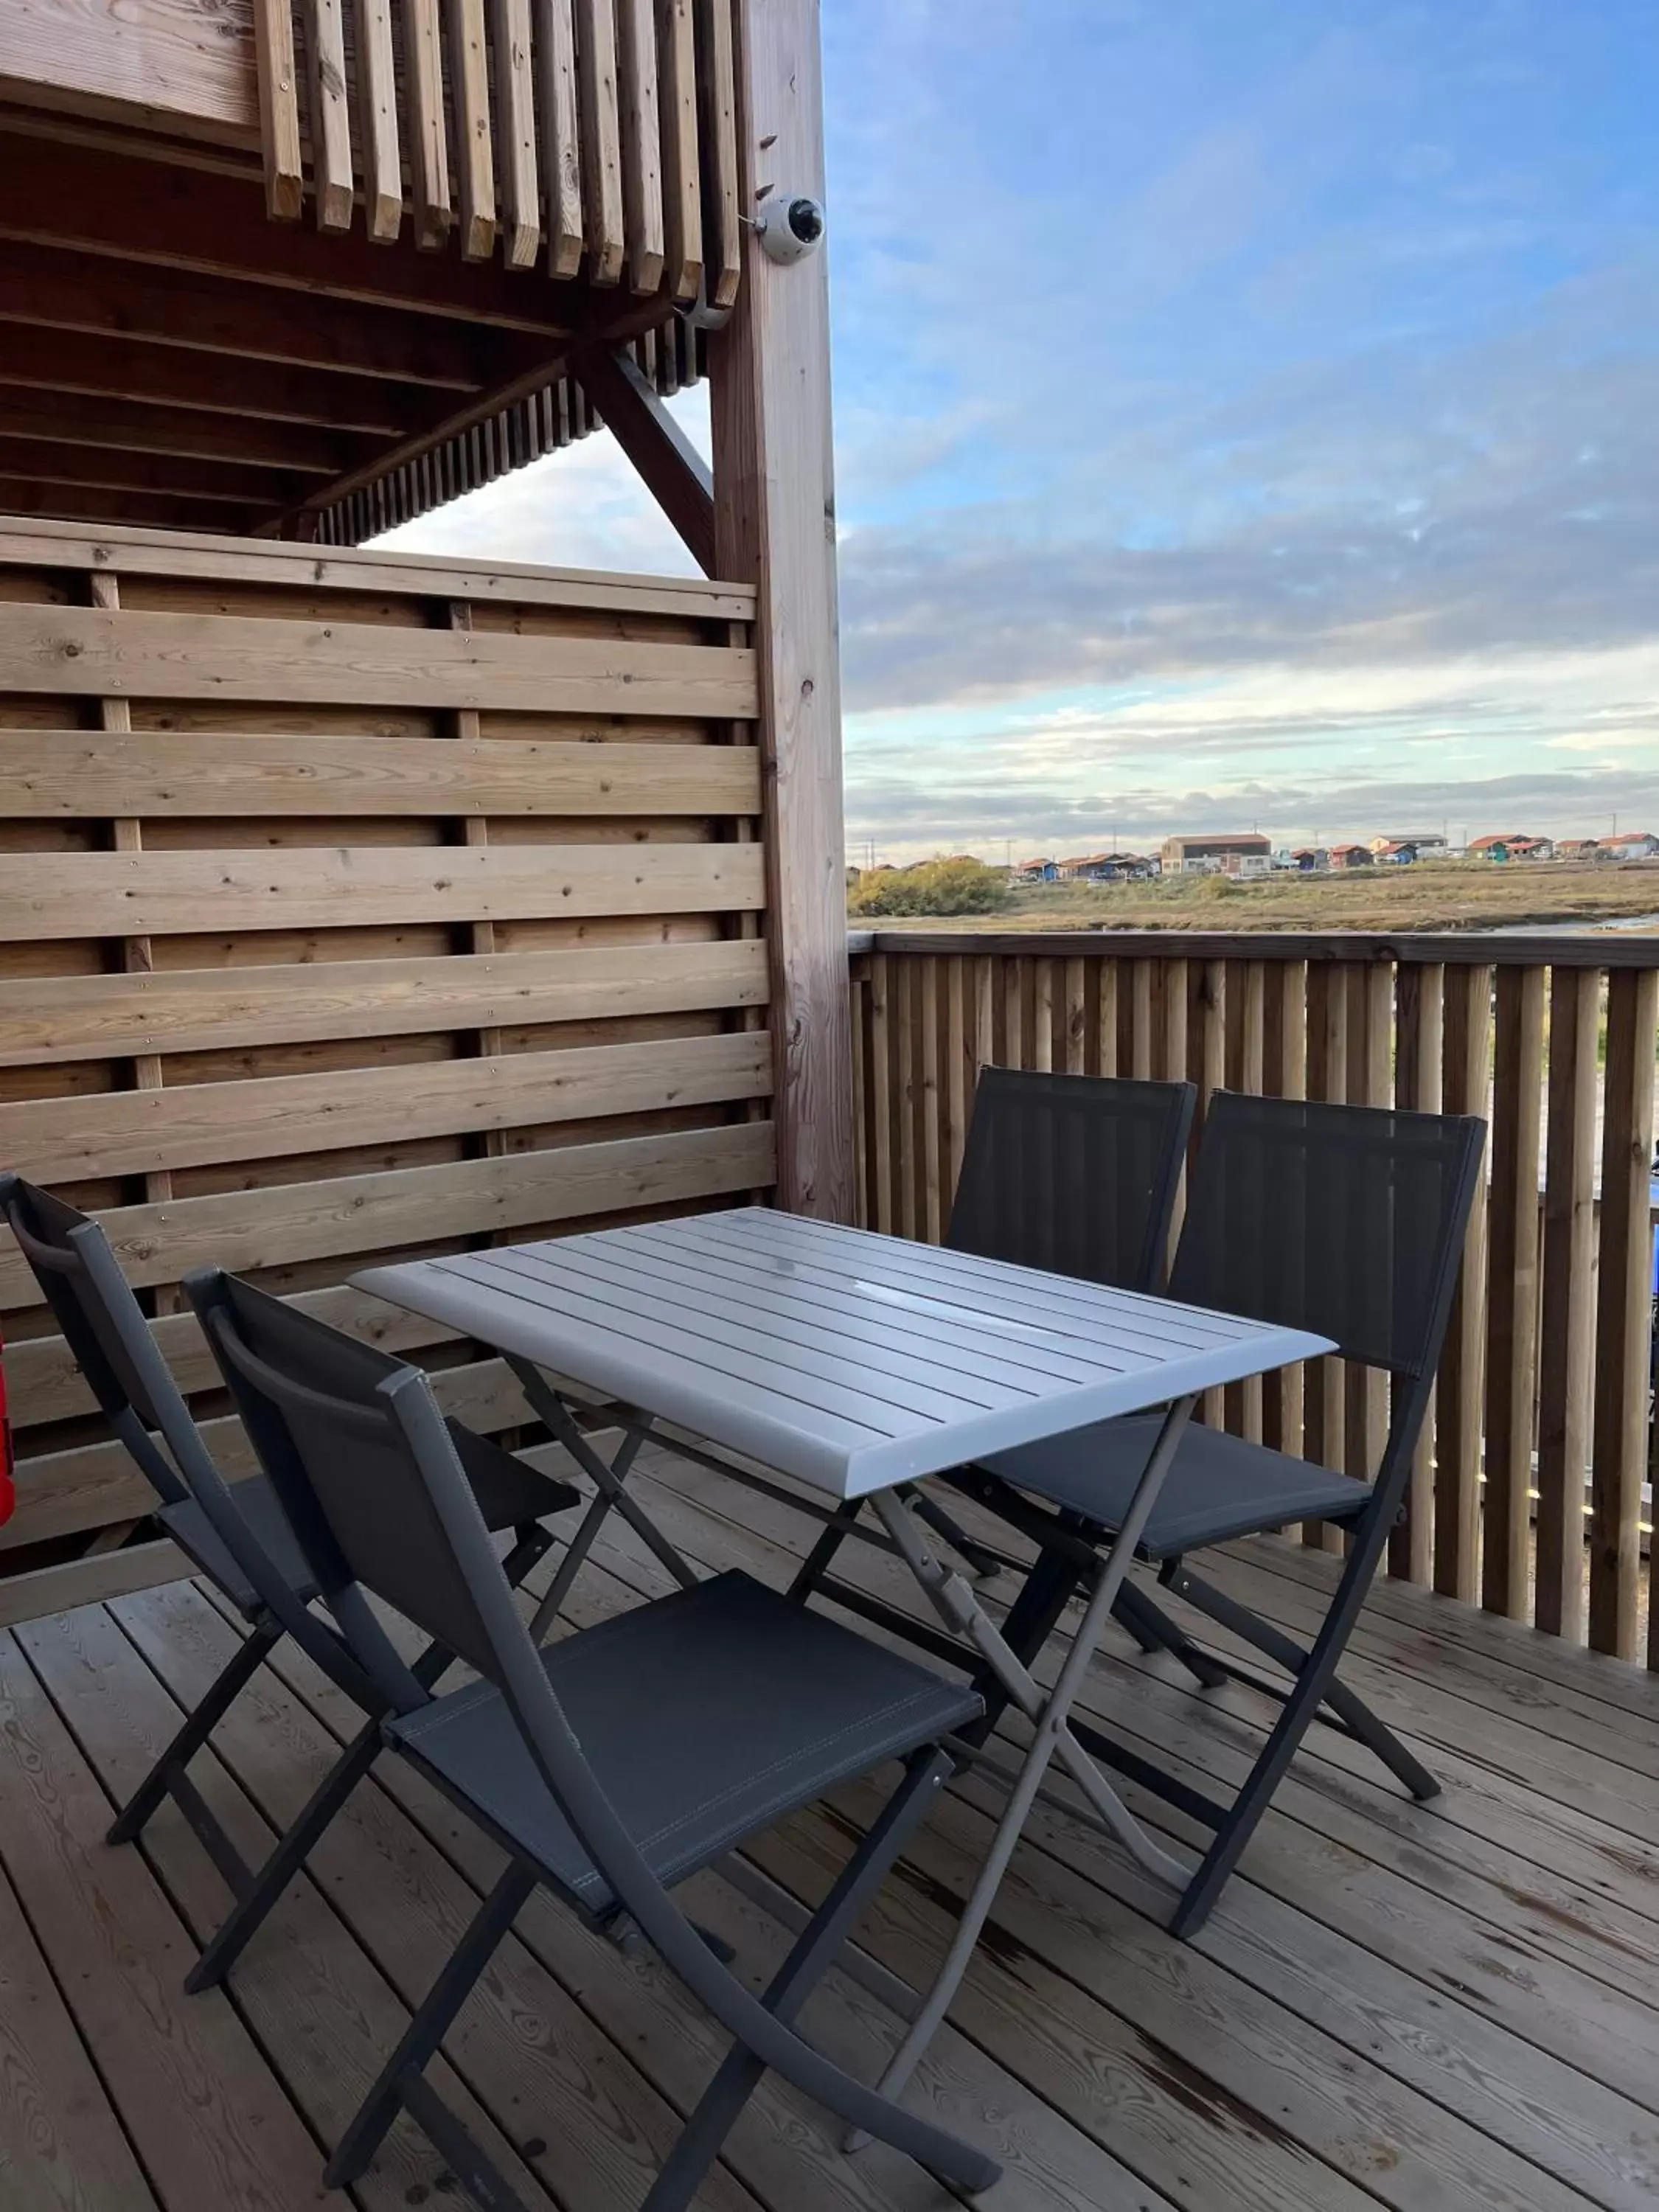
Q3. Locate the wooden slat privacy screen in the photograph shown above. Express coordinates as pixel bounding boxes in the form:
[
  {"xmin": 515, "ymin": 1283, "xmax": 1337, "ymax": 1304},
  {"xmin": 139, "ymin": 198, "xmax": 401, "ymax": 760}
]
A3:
[
  {"xmin": 261, "ymin": 0, "xmax": 741, "ymax": 307},
  {"xmin": 852, "ymin": 932, "xmax": 1659, "ymax": 1670},
  {"xmin": 0, "ymin": 516, "xmax": 773, "ymax": 1621}
]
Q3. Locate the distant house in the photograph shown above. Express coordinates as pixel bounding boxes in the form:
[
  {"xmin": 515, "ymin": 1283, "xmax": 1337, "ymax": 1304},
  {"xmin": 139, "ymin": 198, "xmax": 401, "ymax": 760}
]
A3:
[
  {"xmin": 1507, "ymin": 835, "xmax": 1554, "ymax": 861},
  {"xmin": 1160, "ymin": 832, "xmax": 1272, "ymax": 877},
  {"xmin": 1598, "ymin": 832, "xmax": 1659, "ymax": 860},
  {"xmin": 1058, "ymin": 852, "xmax": 1158, "ymax": 883},
  {"xmin": 1287, "ymin": 847, "xmax": 1328, "ymax": 872},
  {"xmin": 1372, "ymin": 840, "xmax": 1419, "ymax": 865},
  {"xmin": 1015, "ymin": 857, "xmax": 1059, "ymax": 883},
  {"xmin": 1467, "ymin": 832, "xmax": 1530, "ymax": 862},
  {"xmin": 1369, "ymin": 832, "xmax": 1446, "ymax": 856},
  {"xmin": 1329, "ymin": 844, "xmax": 1373, "ymax": 869},
  {"xmin": 1555, "ymin": 838, "xmax": 1599, "ymax": 861}
]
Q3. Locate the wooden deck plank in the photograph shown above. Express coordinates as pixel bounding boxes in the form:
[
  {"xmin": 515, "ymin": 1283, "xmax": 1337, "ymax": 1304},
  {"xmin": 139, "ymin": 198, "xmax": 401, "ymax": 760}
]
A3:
[
  {"xmin": 1191, "ymin": 1550, "xmax": 1659, "ymax": 1837},
  {"xmin": 650, "ymin": 1460, "xmax": 1659, "ymax": 2007},
  {"xmin": 616, "ymin": 1457, "xmax": 1658, "ymax": 2210},
  {"xmin": 0, "ymin": 1846, "xmax": 160, "ymax": 2212},
  {"xmin": 353, "ymin": 1527, "xmax": 1190, "ymax": 2212},
  {"xmin": 1228, "ymin": 1534, "xmax": 1659, "ymax": 1725},
  {"xmin": 15, "ymin": 1598, "xmax": 552, "ymax": 2212},
  {"xmin": 0, "ymin": 1630, "xmax": 331, "ymax": 2212},
  {"xmin": 911, "ymin": 1479, "xmax": 1659, "ymax": 1939},
  {"xmin": 116, "ymin": 1579, "xmax": 764, "ymax": 2212},
  {"xmin": 1206, "ymin": 1547, "xmax": 1659, "ymax": 1784},
  {"xmin": 1, "ymin": 1438, "xmax": 1657, "ymax": 2212},
  {"xmin": 219, "ymin": 1571, "xmax": 1008, "ymax": 2212}
]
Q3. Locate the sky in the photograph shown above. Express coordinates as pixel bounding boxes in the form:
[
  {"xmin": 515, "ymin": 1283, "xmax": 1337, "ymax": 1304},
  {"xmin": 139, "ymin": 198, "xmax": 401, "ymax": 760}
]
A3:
[{"xmin": 386, "ymin": 1, "xmax": 1659, "ymax": 865}]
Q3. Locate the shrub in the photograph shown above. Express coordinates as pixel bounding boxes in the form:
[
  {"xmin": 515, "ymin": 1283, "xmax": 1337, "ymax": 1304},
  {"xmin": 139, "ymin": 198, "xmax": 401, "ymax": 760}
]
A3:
[{"xmin": 848, "ymin": 856, "xmax": 1012, "ymax": 918}]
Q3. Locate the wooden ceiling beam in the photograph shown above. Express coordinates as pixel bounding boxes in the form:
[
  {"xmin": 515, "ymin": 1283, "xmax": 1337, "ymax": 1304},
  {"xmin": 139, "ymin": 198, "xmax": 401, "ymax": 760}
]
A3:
[
  {"xmin": 0, "ymin": 392, "xmax": 355, "ymax": 475},
  {"xmin": 0, "ymin": 4, "xmax": 257, "ymax": 148},
  {"xmin": 0, "ymin": 439, "xmax": 311, "ymax": 505},
  {"xmin": 0, "ymin": 480, "xmax": 269, "ymax": 532},
  {"xmin": 0, "ymin": 327, "xmax": 428, "ymax": 436},
  {"xmin": 571, "ymin": 345, "xmax": 714, "ymax": 574},
  {"xmin": 271, "ymin": 291, "xmax": 674, "ymax": 531},
  {"xmin": 0, "ymin": 132, "xmax": 577, "ymax": 333},
  {"xmin": 0, "ymin": 242, "xmax": 491, "ymax": 389}
]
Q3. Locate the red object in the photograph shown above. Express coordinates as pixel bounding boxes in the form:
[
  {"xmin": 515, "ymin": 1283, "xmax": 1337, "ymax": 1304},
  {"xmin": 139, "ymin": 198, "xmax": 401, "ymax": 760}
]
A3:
[{"xmin": 0, "ymin": 1332, "xmax": 14, "ymax": 1526}]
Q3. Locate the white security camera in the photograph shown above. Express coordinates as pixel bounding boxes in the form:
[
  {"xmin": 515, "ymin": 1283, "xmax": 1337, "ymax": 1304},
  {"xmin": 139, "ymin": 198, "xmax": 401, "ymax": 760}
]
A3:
[{"xmin": 755, "ymin": 191, "xmax": 826, "ymax": 265}]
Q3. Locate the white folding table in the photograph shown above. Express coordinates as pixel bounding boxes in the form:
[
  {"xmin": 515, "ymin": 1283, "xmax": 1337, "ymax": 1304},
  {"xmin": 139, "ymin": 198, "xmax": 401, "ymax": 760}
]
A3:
[{"xmin": 355, "ymin": 1206, "xmax": 1329, "ymax": 2097}]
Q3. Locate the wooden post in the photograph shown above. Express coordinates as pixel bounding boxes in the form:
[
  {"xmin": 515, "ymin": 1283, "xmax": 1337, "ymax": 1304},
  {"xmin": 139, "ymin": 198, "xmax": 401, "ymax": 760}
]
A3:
[
  {"xmin": 1436, "ymin": 963, "xmax": 1492, "ymax": 1604},
  {"xmin": 1482, "ymin": 962, "xmax": 1545, "ymax": 1619},
  {"xmin": 1590, "ymin": 967, "xmax": 1659, "ymax": 1658},
  {"xmin": 709, "ymin": 0, "xmax": 853, "ymax": 1219},
  {"xmin": 1391, "ymin": 961, "xmax": 1443, "ymax": 1584},
  {"xmin": 1535, "ymin": 964, "xmax": 1599, "ymax": 1640}
]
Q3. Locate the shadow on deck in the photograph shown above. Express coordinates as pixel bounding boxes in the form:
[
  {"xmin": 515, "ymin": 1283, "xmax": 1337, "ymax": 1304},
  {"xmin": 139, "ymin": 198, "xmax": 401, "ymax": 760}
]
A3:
[{"xmin": 2, "ymin": 1444, "xmax": 1657, "ymax": 2212}]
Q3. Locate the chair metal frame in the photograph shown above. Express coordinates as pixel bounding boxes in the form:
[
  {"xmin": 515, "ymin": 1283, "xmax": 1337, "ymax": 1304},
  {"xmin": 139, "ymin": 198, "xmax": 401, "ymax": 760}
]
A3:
[
  {"xmin": 191, "ymin": 1265, "xmax": 1001, "ymax": 2211},
  {"xmin": 935, "ymin": 1091, "xmax": 1488, "ymax": 1938},
  {"xmin": 0, "ymin": 1174, "xmax": 576, "ymax": 1993}
]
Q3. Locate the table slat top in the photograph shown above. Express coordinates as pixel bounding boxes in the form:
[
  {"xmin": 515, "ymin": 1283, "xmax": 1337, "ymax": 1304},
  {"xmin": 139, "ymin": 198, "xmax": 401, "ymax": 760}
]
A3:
[{"xmin": 355, "ymin": 1208, "xmax": 1332, "ymax": 1498}]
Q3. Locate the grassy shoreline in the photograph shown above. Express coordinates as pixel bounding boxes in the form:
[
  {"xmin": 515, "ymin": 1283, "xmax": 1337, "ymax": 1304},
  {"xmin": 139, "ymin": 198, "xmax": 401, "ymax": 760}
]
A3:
[{"xmin": 855, "ymin": 859, "xmax": 1659, "ymax": 935}]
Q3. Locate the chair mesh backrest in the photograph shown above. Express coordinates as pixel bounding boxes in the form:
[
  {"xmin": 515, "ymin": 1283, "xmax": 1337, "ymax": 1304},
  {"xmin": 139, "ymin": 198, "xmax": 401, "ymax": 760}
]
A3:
[
  {"xmin": 1169, "ymin": 1092, "xmax": 1486, "ymax": 1378},
  {"xmin": 0, "ymin": 1175, "xmax": 177, "ymax": 1438},
  {"xmin": 194, "ymin": 1273, "xmax": 503, "ymax": 1686},
  {"xmin": 945, "ymin": 1068, "xmax": 1197, "ymax": 1293}
]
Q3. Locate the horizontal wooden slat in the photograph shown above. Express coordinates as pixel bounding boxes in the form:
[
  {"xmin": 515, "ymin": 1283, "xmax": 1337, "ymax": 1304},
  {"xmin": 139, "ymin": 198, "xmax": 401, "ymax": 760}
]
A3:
[
  {"xmin": 5, "ymin": 1283, "xmax": 465, "ymax": 1433},
  {"xmin": 0, "ymin": 839, "xmax": 765, "ymax": 939},
  {"xmin": 0, "ymin": 731, "xmax": 761, "ymax": 816},
  {"xmin": 0, "ymin": 1540, "xmax": 188, "ymax": 1629},
  {"xmin": 0, "ymin": 939, "xmax": 769, "ymax": 1067},
  {"xmin": 0, "ymin": 1119, "xmax": 776, "ymax": 1307},
  {"xmin": 0, "ymin": 606, "xmax": 759, "ymax": 717},
  {"xmin": 0, "ymin": 1029, "xmax": 772, "ymax": 1180},
  {"xmin": 0, "ymin": 515, "xmax": 757, "ymax": 620},
  {"xmin": 2, "ymin": 1353, "xmax": 538, "ymax": 1551},
  {"xmin": 853, "ymin": 928, "xmax": 1659, "ymax": 973},
  {"xmin": 0, "ymin": 0, "xmax": 259, "ymax": 144}
]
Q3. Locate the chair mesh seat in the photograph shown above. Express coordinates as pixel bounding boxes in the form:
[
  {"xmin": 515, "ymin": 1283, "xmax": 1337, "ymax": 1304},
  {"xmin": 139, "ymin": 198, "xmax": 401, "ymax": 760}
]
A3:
[
  {"xmin": 390, "ymin": 1571, "xmax": 982, "ymax": 1910},
  {"xmin": 976, "ymin": 1413, "xmax": 1372, "ymax": 1559}
]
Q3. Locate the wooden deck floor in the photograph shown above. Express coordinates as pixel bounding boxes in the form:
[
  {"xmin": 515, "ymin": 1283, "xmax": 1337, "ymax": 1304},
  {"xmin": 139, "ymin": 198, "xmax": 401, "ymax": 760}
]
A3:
[{"xmin": 3, "ymin": 1443, "xmax": 1658, "ymax": 2212}]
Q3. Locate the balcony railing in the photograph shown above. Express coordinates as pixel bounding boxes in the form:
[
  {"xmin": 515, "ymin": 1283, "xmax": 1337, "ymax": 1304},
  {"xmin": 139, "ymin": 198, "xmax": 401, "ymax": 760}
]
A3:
[{"xmin": 849, "ymin": 928, "xmax": 1659, "ymax": 1670}]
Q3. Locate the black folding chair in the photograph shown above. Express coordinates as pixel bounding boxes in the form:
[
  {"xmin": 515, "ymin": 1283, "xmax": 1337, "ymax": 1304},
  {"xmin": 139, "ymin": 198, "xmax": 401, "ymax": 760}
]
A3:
[
  {"xmin": 0, "ymin": 1174, "xmax": 580, "ymax": 1991},
  {"xmin": 793, "ymin": 1064, "xmax": 1197, "ymax": 1600},
  {"xmin": 945, "ymin": 1091, "xmax": 1486, "ymax": 1934},
  {"xmin": 186, "ymin": 1266, "xmax": 1000, "ymax": 2212}
]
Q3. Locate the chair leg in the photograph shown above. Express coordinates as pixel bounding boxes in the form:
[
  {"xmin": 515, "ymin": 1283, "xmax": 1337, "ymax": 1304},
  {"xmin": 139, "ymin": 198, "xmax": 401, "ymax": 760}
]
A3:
[
  {"xmin": 1167, "ymin": 1565, "xmax": 1438, "ymax": 1801},
  {"xmin": 325, "ymin": 1860, "xmax": 538, "ymax": 2188},
  {"xmin": 107, "ymin": 1617, "xmax": 280, "ymax": 1846},
  {"xmin": 1169, "ymin": 1560, "xmax": 1430, "ymax": 1938},
  {"xmin": 185, "ymin": 1631, "xmax": 458, "ymax": 1994},
  {"xmin": 907, "ymin": 1489, "xmax": 1006, "ymax": 1582},
  {"xmin": 643, "ymin": 1750, "xmax": 957, "ymax": 2212},
  {"xmin": 184, "ymin": 1715, "xmax": 383, "ymax": 1993},
  {"xmin": 1113, "ymin": 1579, "xmax": 1230, "ymax": 1688},
  {"xmin": 787, "ymin": 1500, "xmax": 863, "ymax": 1601}
]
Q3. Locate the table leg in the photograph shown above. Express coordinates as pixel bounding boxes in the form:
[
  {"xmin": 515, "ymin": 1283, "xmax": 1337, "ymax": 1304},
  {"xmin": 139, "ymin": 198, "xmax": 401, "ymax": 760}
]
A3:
[
  {"xmin": 504, "ymin": 1356, "xmax": 696, "ymax": 1639},
  {"xmin": 863, "ymin": 1394, "xmax": 1197, "ymax": 2115}
]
